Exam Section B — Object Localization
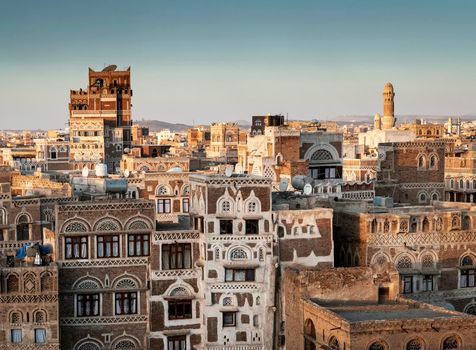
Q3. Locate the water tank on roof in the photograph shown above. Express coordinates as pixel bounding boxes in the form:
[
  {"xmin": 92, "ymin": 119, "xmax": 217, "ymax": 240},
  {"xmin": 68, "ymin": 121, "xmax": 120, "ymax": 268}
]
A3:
[
  {"xmin": 167, "ymin": 166, "xmax": 183, "ymax": 173},
  {"xmin": 104, "ymin": 179, "xmax": 128, "ymax": 193},
  {"xmin": 96, "ymin": 163, "xmax": 107, "ymax": 177},
  {"xmin": 291, "ymin": 175, "xmax": 314, "ymax": 190}
]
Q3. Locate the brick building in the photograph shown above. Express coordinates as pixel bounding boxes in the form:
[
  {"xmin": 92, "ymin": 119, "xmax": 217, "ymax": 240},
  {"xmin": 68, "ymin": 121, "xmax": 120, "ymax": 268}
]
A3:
[{"xmin": 69, "ymin": 66, "xmax": 133, "ymax": 172}]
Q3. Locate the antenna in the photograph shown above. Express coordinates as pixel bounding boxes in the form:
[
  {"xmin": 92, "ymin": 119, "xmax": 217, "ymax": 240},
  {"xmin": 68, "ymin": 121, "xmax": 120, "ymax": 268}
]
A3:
[
  {"xmin": 225, "ymin": 165, "xmax": 233, "ymax": 177},
  {"xmin": 303, "ymin": 183, "xmax": 312, "ymax": 196},
  {"xmin": 279, "ymin": 178, "xmax": 289, "ymax": 192}
]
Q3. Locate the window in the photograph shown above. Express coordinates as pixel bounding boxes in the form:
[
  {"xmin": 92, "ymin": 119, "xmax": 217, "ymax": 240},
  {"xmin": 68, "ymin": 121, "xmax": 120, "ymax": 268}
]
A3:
[
  {"xmin": 422, "ymin": 275, "xmax": 433, "ymax": 291},
  {"xmin": 77, "ymin": 294, "xmax": 100, "ymax": 317},
  {"xmin": 245, "ymin": 220, "xmax": 259, "ymax": 234},
  {"xmin": 11, "ymin": 329, "xmax": 22, "ymax": 343},
  {"xmin": 417, "ymin": 155, "xmax": 425, "ymax": 169},
  {"xmin": 247, "ymin": 201, "xmax": 257, "ymax": 213},
  {"xmin": 328, "ymin": 336, "xmax": 339, "ymax": 350},
  {"xmin": 50, "ymin": 148, "xmax": 57, "ymax": 160},
  {"xmin": 405, "ymin": 338, "xmax": 423, "ymax": 350},
  {"xmin": 304, "ymin": 319, "xmax": 316, "ymax": 350},
  {"xmin": 368, "ymin": 341, "xmax": 387, "ymax": 350},
  {"xmin": 34, "ymin": 328, "xmax": 46, "ymax": 344},
  {"xmin": 220, "ymin": 220, "xmax": 233, "ymax": 235},
  {"xmin": 128, "ymin": 234, "xmax": 150, "ymax": 257},
  {"xmin": 461, "ymin": 270, "xmax": 475, "ymax": 288},
  {"xmin": 162, "ymin": 243, "xmax": 191, "ymax": 269},
  {"xmin": 442, "ymin": 336, "xmax": 460, "ymax": 350},
  {"xmin": 65, "ymin": 236, "xmax": 88, "ymax": 259},
  {"xmin": 403, "ymin": 276, "xmax": 413, "ymax": 294},
  {"xmin": 222, "ymin": 311, "xmax": 236, "ymax": 327},
  {"xmin": 115, "ymin": 292, "xmax": 137, "ymax": 315},
  {"xmin": 16, "ymin": 215, "xmax": 29, "ymax": 241},
  {"xmin": 225, "ymin": 268, "xmax": 255, "ymax": 282},
  {"xmin": 97, "ymin": 235, "xmax": 119, "ymax": 258},
  {"xmin": 157, "ymin": 199, "xmax": 171, "ymax": 213},
  {"xmin": 182, "ymin": 198, "xmax": 189, "ymax": 213},
  {"xmin": 429, "ymin": 155, "xmax": 437, "ymax": 169},
  {"xmin": 168, "ymin": 300, "xmax": 192, "ymax": 320},
  {"xmin": 168, "ymin": 336, "xmax": 186, "ymax": 350},
  {"xmin": 222, "ymin": 200, "xmax": 231, "ymax": 212}
]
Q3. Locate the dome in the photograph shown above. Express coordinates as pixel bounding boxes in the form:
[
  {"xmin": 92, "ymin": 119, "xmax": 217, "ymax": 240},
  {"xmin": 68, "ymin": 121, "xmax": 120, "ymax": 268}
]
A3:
[{"xmin": 384, "ymin": 82, "xmax": 394, "ymax": 92}]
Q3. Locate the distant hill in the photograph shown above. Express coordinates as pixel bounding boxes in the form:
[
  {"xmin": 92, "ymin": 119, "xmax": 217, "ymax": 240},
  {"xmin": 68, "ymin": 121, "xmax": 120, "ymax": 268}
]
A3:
[
  {"xmin": 135, "ymin": 119, "xmax": 252, "ymax": 132},
  {"xmin": 135, "ymin": 120, "xmax": 192, "ymax": 132}
]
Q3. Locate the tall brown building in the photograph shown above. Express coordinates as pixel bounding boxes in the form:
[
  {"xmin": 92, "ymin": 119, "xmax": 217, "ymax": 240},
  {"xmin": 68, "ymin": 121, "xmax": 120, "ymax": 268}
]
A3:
[{"xmin": 69, "ymin": 66, "xmax": 133, "ymax": 172}]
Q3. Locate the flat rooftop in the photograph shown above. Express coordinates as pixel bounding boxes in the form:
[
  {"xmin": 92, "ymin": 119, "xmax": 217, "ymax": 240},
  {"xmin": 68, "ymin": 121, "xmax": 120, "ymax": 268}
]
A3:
[{"xmin": 312, "ymin": 299, "xmax": 464, "ymax": 323}]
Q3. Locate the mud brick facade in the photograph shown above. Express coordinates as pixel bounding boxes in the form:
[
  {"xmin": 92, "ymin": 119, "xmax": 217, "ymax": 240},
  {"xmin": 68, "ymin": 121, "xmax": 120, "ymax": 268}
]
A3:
[
  {"xmin": 55, "ymin": 200, "xmax": 155, "ymax": 350},
  {"xmin": 375, "ymin": 140, "xmax": 447, "ymax": 205}
]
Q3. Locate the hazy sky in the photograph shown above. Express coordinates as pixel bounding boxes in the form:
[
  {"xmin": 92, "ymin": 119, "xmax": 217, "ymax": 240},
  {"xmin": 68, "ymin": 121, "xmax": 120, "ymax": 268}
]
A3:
[{"xmin": 1, "ymin": 0, "xmax": 476, "ymax": 130}]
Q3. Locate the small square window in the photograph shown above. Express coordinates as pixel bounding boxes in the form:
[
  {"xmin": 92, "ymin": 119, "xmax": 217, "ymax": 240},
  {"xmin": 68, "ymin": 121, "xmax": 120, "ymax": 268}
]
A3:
[
  {"xmin": 223, "ymin": 311, "xmax": 236, "ymax": 327},
  {"xmin": 220, "ymin": 220, "xmax": 233, "ymax": 235},
  {"xmin": 245, "ymin": 220, "xmax": 259, "ymax": 234}
]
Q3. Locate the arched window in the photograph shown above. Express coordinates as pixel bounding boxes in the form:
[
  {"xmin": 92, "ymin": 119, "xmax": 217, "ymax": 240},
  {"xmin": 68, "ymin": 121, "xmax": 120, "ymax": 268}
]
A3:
[
  {"xmin": 156, "ymin": 186, "xmax": 169, "ymax": 196},
  {"xmin": 396, "ymin": 256, "xmax": 413, "ymax": 270},
  {"xmin": 16, "ymin": 214, "xmax": 30, "ymax": 241},
  {"xmin": 304, "ymin": 319, "xmax": 316, "ymax": 350},
  {"xmin": 41, "ymin": 273, "xmax": 52, "ymax": 292},
  {"xmin": 460, "ymin": 255, "xmax": 475, "ymax": 288},
  {"xmin": 7, "ymin": 274, "xmax": 19, "ymax": 293},
  {"xmin": 431, "ymin": 192, "xmax": 439, "ymax": 201},
  {"xmin": 421, "ymin": 255, "xmax": 434, "ymax": 269},
  {"xmin": 77, "ymin": 342, "xmax": 101, "ymax": 350},
  {"xmin": 405, "ymin": 338, "xmax": 424, "ymax": 350},
  {"xmin": 419, "ymin": 192, "xmax": 427, "ymax": 203},
  {"xmin": 114, "ymin": 339, "xmax": 136, "ymax": 349},
  {"xmin": 422, "ymin": 217, "xmax": 430, "ymax": 232},
  {"xmin": 429, "ymin": 155, "xmax": 437, "ymax": 169},
  {"xmin": 371, "ymin": 219, "xmax": 378, "ymax": 233},
  {"xmin": 34, "ymin": 310, "xmax": 46, "ymax": 323},
  {"xmin": 459, "ymin": 179, "xmax": 464, "ymax": 189},
  {"xmin": 450, "ymin": 179, "xmax": 454, "ymax": 189},
  {"xmin": 418, "ymin": 155, "xmax": 426, "ymax": 169},
  {"xmin": 442, "ymin": 335, "xmax": 460, "ymax": 350},
  {"xmin": 0, "ymin": 207, "xmax": 7, "ymax": 225},
  {"xmin": 222, "ymin": 297, "xmax": 232, "ymax": 306},
  {"xmin": 169, "ymin": 287, "xmax": 190, "ymax": 297},
  {"xmin": 49, "ymin": 147, "xmax": 58, "ymax": 160},
  {"xmin": 467, "ymin": 180, "xmax": 471, "ymax": 189},
  {"xmin": 10, "ymin": 312, "xmax": 22, "ymax": 324},
  {"xmin": 214, "ymin": 247, "xmax": 220, "ymax": 261},
  {"xmin": 368, "ymin": 341, "xmax": 387, "ymax": 350},
  {"xmin": 230, "ymin": 248, "xmax": 248, "ymax": 261},
  {"xmin": 465, "ymin": 303, "xmax": 476, "ymax": 315},
  {"xmin": 328, "ymin": 336, "xmax": 339, "ymax": 350}
]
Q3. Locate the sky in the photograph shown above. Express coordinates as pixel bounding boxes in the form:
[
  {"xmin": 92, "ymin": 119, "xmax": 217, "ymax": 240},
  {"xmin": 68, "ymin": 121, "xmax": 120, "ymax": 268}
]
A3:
[{"xmin": 1, "ymin": 0, "xmax": 476, "ymax": 130}]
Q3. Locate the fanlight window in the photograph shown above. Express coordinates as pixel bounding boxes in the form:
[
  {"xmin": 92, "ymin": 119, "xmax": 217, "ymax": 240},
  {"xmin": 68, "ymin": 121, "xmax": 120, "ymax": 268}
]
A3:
[
  {"xmin": 76, "ymin": 279, "xmax": 100, "ymax": 290},
  {"xmin": 230, "ymin": 248, "xmax": 248, "ymax": 261},
  {"xmin": 396, "ymin": 256, "xmax": 413, "ymax": 269},
  {"xmin": 368, "ymin": 341, "xmax": 387, "ymax": 350},
  {"xmin": 465, "ymin": 304, "xmax": 476, "ymax": 315},
  {"xmin": 311, "ymin": 149, "xmax": 333, "ymax": 161},
  {"xmin": 157, "ymin": 186, "xmax": 169, "ymax": 196},
  {"xmin": 77, "ymin": 342, "xmax": 101, "ymax": 350},
  {"xmin": 421, "ymin": 255, "xmax": 434, "ymax": 269},
  {"xmin": 10, "ymin": 312, "xmax": 21, "ymax": 324},
  {"xmin": 406, "ymin": 338, "xmax": 423, "ymax": 350},
  {"xmin": 182, "ymin": 186, "xmax": 190, "ymax": 196},
  {"xmin": 64, "ymin": 221, "xmax": 88, "ymax": 233},
  {"xmin": 116, "ymin": 278, "xmax": 138, "ymax": 289},
  {"xmin": 114, "ymin": 340, "xmax": 136, "ymax": 349},
  {"xmin": 34, "ymin": 311, "xmax": 46, "ymax": 323},
  {"xmin": 96, "ymin": 220, "xmax": 120, "ymax": 231},
  {"xmin": 170, "ymin": 287, "xmax": 189, "ymax": 297},
  {"xmin": 223, "ymin": 297, "xmax": 232, "ymax": 306},
  {"xmin": 128, "ymin": 220, "xmax": 149, "ymax": 230},
  {"xmin": 442, "ymin": 336, "xmax": 460, "ymax": 350},
  {"xmin": 461, "ymin": 256, "xmax": 473, "ymax": 266}
]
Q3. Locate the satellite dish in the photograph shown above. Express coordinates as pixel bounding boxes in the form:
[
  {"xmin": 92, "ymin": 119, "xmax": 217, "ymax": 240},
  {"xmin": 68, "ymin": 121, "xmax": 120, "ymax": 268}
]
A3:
[
  {"xmin": 124, "ymin": 169, "xmax": 130, "ymax": 178},
  {"xmin": 234, "ymin": 164, "xmax": 244, "ymax": 174},
  {"xmin": 82, "ymin": 166, "xmax": 89, "ymax": 177},
  {"xmin": 102, "ymin": 64, "xmax": 117, "ymax": 72},
  {"xmin": 303, "ymin": 183, "xmax": 313, "ymax": 196},
  {"xmin": 279, "ymin": 178, "xmax": 289, "ymax": 192},
  {"xmin": 225, "ymin": 165, "xmax": 233, "ymax": 177}
]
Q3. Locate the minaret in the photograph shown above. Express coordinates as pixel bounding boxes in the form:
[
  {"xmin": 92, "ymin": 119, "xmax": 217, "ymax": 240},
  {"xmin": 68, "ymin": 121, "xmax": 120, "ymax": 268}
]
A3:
[
  {"xmin": 382, "ymin": 82, "xmax": 396, "ymax": 130},
  {"xmin": 447, "ymin": 117, "xmax": 453, "ymax": 134}
]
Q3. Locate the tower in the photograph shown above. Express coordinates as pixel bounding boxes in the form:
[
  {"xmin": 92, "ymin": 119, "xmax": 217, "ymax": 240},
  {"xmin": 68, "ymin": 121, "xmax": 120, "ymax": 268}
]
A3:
[
  {"xmin": 382, "ymin": 82, "xmax": 396, "ymax": 130},
  {"xmin": 69, "ymin": 65, "xmax": 132, "ymax": 173}
]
